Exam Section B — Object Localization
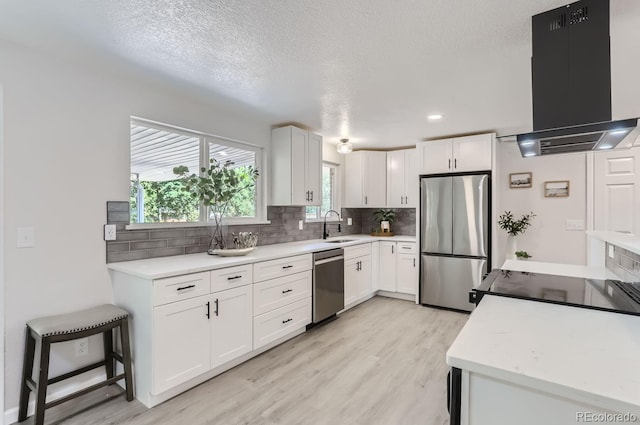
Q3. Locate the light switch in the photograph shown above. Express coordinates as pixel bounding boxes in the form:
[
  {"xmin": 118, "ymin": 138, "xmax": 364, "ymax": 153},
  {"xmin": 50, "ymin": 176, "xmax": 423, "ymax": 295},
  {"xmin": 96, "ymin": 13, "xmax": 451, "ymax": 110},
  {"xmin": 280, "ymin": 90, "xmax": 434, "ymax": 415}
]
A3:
[
  {"xmin": 298, "ymin": 220, "xmax": 303, "ymax": 231},
  {"xmin": 608, "ymin": 245, "xmax": 615, "ymax": 259},
  {"xmin": 347, "ymin": 218, "xmax": 353, "ymax": 226},
  {"xmin": 565, "ymin": 219, "xmax": 585, "ymax": 231},
  {"xmin": 17, "ymin": 227, "xmax": 35, "ymax": 248}
]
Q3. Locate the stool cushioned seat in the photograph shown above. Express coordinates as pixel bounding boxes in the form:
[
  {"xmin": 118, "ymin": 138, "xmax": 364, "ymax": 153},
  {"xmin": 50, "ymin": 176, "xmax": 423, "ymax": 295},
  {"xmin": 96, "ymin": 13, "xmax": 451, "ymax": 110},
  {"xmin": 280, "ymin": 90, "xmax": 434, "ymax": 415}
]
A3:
[{"xmin": 27, "ymin": 304, "xmax": 129, "ymax": 337}]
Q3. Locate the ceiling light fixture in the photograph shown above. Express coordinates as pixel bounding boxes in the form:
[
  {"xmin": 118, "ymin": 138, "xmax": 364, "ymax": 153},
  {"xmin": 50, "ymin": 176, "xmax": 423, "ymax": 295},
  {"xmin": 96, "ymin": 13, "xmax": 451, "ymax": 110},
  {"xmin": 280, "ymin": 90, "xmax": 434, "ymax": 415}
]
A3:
[
  {"xmin": 427, "ymin": 114, "xmax": 443, "ymax": 121},
  {"xmin": 337, "ymin": 139, "xmax": 353, "ymax": 154}
]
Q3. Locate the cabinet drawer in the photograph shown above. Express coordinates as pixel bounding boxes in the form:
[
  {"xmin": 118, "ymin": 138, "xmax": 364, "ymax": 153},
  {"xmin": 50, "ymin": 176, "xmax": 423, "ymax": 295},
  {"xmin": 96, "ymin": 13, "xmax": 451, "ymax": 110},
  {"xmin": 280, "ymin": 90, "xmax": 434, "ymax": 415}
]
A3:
[
  {"xmin": 253, "ymin": 254, "xmax": 312, "ymax": 283},
  {"xmin": 344, "ymin": 243, "xmax": 371, "ymax": 260},
  {"xmin": 211, "ymin": 264, "xmax": 253, "ymax": 293},
  {"xmin": 253, "ymin": 297, "xmax": 311, "ymax": 349},
  {"xmin": 153, "ymin": 272, "xmax": 211, "ymax": 306},
  {"xmin": 253, "ymin": 271, "xmax": 312, "ymax": 316},
  {"xmin": 398, "ymin": 242, "xmax": 417, "ymax": 254}
]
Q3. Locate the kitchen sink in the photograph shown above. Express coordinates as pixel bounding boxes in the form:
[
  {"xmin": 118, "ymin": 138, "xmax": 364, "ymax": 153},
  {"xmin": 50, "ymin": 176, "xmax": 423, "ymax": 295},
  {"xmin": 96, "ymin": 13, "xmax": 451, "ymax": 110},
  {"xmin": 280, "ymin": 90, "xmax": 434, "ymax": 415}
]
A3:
[{"xmin": 323, "ymin": 239, "xmax": 355, "ymax": 244}]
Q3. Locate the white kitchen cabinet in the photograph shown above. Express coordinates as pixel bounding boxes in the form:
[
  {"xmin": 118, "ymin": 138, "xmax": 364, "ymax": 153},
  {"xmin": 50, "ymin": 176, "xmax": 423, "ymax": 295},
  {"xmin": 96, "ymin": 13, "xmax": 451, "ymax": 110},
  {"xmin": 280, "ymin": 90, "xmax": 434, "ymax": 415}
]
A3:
[
  {"xmin": 387, "ymin": 148, "xmax": 418, "ymax": 208},
  {"xmin": 344, "ymin": 257, "xmax": 360, "ymax": 306},
  {"xmin": 418, "ymin": 134, "xmax": 492, "ymax": 174},
  {"xmin": 271, "ymin": 125, "xmax": 322, "ymax": 206},
  {"xmin": 356, "ymin": 255, "xmax": 372, "ymax": 299},
  {"xmin": 253, "ymin": 297, "xmax": 312, "ymax": 349},
  {"xmin": 378, "ymin": 241, "xmax": 397, "ymax": 291},
  {"xmin": 343, "ymin": 244, "xmax": 373, "ymax": 309},
  {"xmin": 344, "ymin": 151, "xmax": 387, "ymax": 207},
  {"xmin": 210, "ymin": 285, "xmax": 253, "ymax": 369},
  {"xmin": 153, "ymin": 295, "xmax": 211, "ymax": 394},
  {"xmin": 377, "ymin": 241, "xmax": 417, "ymax": 295},
  {"xmin": 396, "ymin": 252, "xmax": 417, "ymax": 295}
]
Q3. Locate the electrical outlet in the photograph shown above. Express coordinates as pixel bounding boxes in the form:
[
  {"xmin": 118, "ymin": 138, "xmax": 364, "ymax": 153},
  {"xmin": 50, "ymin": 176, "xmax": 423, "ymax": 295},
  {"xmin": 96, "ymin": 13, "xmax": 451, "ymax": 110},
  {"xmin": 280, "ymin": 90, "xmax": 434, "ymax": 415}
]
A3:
[
  {"xmin": 565, "ymin": 219, "xmax": 585, "ymax": 231},
  {"xmin": 17, "ymin": 227, "xmax": 35, "ymax": 248},
  {"xmin": 75, "ymin": 338, "xmax": 89, "ymax": 357},
  {"xmin": 608, "ymin": 245, "xmax": 615, "ymax": 259},
  {"xmin": 104, "ymin": 224, "xmax": 117, "ymax": 241},
  {"xmin": 298, "ymin": 220, "xmax": 303, "ymax": 230},
  {"xmin": 347, "ymin": 218, "xmax": 352, "ymax": 226}
]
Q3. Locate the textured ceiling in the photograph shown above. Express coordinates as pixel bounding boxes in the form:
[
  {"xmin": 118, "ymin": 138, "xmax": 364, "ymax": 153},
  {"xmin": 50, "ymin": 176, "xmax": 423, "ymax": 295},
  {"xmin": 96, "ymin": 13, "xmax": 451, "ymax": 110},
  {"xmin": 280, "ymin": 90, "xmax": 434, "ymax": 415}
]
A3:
[{"xmin": 0, "ymin": 0, "xmax": 571, "ymax": 148}]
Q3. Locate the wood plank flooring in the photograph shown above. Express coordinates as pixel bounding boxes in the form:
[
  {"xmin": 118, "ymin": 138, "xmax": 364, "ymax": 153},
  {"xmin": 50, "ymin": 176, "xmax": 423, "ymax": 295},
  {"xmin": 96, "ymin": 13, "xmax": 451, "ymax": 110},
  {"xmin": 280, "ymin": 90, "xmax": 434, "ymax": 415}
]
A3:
[{"xmin": 17, "ymin": 297, "xmax": 468, "ymax": 425}]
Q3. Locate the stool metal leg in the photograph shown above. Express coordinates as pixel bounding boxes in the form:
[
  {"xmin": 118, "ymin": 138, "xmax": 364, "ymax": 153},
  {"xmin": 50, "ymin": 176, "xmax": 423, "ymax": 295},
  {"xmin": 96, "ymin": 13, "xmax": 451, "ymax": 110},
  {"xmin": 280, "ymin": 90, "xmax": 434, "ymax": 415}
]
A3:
[
  {"xmin": 103, "ymin": 329, "xmax": 114, "ymax": 380},
  {"xmin": 119, "ymin": 318, "xmax": 134, "ymax": 401},
  {"xmin": 34, "ymin": 338, "xmax": 51, "ymax": 425},
  {"xmin": 18, "ymin": 327, "xmax": 36, "ymax": 422}
]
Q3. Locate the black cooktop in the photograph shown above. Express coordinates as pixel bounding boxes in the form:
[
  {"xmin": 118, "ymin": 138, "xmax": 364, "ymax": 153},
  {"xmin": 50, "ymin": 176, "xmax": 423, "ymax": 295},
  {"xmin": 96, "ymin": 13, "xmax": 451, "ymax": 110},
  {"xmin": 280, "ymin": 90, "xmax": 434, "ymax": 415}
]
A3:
[{"xmin": 473, "ymin": 269, "xmax": 640, "ymax": 316}]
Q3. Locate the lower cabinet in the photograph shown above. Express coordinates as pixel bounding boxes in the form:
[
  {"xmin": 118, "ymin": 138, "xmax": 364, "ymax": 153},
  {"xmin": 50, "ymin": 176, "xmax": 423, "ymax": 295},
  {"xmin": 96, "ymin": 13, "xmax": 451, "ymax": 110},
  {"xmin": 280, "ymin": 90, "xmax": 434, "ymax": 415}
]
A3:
[
  {"xmin": 344, "ymin": 245, "xmax": 373, "ymax": 308},
  {"xmin": 377, "ymin": 241, "xmax": 417, "ymax": 295},
  {"xmin": 253, "ymin": 297, "xmax": 311, "ymax": 349},
  {"xmin": 211, "ymin": 285, "xmax": 253, "ymax": 369},
  {"xmin": 153, "ymin": 295, "xmax": 211, "ymax": 394}
]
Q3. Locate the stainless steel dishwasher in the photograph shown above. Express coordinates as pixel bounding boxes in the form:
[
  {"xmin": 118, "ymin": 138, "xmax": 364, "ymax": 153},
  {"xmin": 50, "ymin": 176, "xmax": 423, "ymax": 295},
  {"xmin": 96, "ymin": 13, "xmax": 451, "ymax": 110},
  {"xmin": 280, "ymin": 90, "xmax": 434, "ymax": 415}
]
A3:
[{"xmin": 312, "ymin": 248, "xmax": 345, "ymax": 323}]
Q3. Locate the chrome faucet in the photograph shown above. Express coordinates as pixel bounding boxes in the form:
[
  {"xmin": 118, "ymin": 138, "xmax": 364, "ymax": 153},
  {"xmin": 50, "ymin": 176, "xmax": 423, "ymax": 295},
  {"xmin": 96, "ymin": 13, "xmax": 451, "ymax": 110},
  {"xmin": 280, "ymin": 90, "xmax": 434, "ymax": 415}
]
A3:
[{"xmin": 322, "ymin": 210, "xmax": 342, "ymax": 239}]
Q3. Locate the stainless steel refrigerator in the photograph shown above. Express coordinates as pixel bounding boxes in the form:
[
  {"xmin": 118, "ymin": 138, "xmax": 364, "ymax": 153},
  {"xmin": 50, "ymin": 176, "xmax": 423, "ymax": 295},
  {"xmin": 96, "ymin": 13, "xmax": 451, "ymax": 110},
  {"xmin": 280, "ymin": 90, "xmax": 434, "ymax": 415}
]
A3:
[{"xmin": 419, "ymin": 174, "xmax": 490, "ymax": 312}]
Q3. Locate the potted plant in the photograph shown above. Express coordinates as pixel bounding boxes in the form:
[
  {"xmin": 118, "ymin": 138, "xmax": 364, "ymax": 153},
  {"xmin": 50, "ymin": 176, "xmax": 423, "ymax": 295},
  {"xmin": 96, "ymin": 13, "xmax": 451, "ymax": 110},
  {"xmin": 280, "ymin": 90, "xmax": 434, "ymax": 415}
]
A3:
[
  {"xmin": 174, "ymin": 158, "xmax": 259, "ymax": 254},
  {"xmin": 515, "ymin": 250, "xmax": 532, "ymax": 260},
  {"xmin": 498, "ymin": 211, "xmax": 535, "ymax": 260},
  {"xmin": 373, "ymin": 209, "xmax": 396, "ymax": 235}
]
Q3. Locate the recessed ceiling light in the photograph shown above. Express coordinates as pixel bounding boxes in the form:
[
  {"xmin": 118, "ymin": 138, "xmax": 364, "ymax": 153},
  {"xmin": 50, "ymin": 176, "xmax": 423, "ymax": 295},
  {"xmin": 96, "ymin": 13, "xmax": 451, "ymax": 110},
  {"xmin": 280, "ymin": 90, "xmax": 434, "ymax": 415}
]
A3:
[
  {"xmin": 524, "ymin": 152, "xmax": 537, "ymax": 157},
  {"xmin": 611, "ymin": 130, "xmax": 628, "ymax": 136},
  {"xmin": 520, "ymin": 141, "xmax": 535, "ymax": 146},
  {"xmin": 597, "ymin": 145, "xmax": 613, "ymax": 150},
  {"xmin": 427, "ymin": 114, "xmax": 443, "ymax": 121},
  {"xmin": 219, "ymin": 151, "xmax": 228, "ymax": 156}
]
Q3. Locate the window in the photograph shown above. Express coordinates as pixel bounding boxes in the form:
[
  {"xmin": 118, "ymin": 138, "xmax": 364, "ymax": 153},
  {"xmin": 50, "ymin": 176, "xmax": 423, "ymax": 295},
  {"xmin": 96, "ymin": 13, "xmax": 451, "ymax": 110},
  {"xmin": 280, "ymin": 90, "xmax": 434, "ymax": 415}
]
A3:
[
  {"xmin": 130, "ymin": 119, "xmax": 264, "ymax": 225},
  {"xmin": 306, "ymin": 162, "xmax": 340, "ymax": 221}
]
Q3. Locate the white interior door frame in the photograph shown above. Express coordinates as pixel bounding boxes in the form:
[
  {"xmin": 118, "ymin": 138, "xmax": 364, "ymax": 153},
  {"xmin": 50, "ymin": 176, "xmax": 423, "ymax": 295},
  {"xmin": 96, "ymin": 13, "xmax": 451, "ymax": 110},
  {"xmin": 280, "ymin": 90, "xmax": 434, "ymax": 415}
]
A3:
[{"xmin": 0, "ymin": 84, "xmax": 6, "ymax": 425}]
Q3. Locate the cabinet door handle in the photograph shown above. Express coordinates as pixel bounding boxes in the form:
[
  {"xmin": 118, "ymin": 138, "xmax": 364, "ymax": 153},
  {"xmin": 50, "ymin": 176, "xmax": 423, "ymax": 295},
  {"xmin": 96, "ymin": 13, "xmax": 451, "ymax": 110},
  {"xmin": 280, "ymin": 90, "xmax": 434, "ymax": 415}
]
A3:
[
  {"xmin": 413, "ymin": 258, "xmax": 416, "ymax": 267},
  {"xmin": 282, "ymin": 318, "xmax": 293, "ymax": 324},
  {"xmin": 282, "ymin": 289, "xmax": 293, "ymax": 294},
  {"xmin": 282, "ymin": 265, "xmax": 293, "ymax": 269},
  {"xmin": 214, "ymin": 298, "xmax": 219, "ymax": 316},
  {"xmin": 206, "ymin": 301, "xmax": 210, "ymax": 319},
  {"xmin": 405, "ymin": 196, "xmax": 408, "ymax": 204},
  {"xmin": 365, "ymin": 196, "xmax": 368, "ymax": 205},
  {"xmin": 306, "ymin": 191, "xmax": 309, "ymax": 201},
  {"xmin": 227, "ymin": 275, "xmax": 242, "ymax": 280},
  {"xmin": 400, "ymin": 196, "xmax": 403, "ymax": 205},
  {"xmin": 448, "ymin": 159, "xmax": 451, "ymax": 169},
  {"xmin": 392, "ymin": 245, "xmax": 394, "ymax": 254},
  {"xmin": 176, "ymin": 284, "xmax": 195, "ymax": 291},
  {"xmin": 454, "ymin": 158, "xmax": 457, "ymax": 169},
  {"xmin": 310, "ymin": 190, "xmax": 313, "ymax": 201}
]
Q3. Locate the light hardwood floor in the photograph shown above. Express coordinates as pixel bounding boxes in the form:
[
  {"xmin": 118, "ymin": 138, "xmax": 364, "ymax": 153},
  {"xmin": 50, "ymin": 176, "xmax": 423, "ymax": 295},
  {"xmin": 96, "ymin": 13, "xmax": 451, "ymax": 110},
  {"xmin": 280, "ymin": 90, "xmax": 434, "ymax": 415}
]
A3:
[{"xmin": 17, "ymin": 297, "xmax": 468, "ymax": 425}]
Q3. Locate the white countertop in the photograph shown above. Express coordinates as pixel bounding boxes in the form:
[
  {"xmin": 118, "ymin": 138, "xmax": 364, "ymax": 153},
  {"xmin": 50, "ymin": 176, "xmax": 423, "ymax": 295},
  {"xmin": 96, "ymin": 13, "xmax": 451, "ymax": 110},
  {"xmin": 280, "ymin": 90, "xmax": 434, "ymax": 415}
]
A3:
[
  {"xmin": 107, "ymin": 234, "xmax": 416, "ymax": 279},
  {"xmin": 502, "ymin": 259, "xmax": 621, "ymax": 280},
  {"xmin": 587, "ymin": 230, "xmax": 640, "ymax": 256},
  {"xmin": 447, "ymin": 295, "xmax": 640, "ymax": 414}
]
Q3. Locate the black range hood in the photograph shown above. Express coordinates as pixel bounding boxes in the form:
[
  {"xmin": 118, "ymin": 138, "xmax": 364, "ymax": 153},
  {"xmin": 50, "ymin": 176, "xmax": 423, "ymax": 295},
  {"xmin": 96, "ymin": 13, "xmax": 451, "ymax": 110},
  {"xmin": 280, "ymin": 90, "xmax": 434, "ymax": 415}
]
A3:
[{"xmin": 516, "ymin": 0, "xmax": 639, "ymax": 157}]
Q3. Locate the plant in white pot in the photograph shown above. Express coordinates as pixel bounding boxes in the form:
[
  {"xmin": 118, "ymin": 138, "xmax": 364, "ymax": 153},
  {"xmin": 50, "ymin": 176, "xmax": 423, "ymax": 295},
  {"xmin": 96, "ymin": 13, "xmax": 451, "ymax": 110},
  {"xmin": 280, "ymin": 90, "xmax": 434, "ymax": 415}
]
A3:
[
  {"xmin": 498, "ymin": 211, "xmax": 535, "ymax": 260},
  {"xmin": 373, "ymin": 209, "xmax": 396, "ymax": 235},
  {"xmin": 174, "ymin": 159, "xmax": 259, "ymax": 254}
]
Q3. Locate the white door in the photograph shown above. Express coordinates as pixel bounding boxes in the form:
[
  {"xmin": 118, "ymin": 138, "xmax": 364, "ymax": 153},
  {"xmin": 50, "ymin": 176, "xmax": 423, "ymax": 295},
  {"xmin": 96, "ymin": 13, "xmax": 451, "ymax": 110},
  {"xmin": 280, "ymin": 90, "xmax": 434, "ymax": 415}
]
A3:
[
  {"xmin": 290, "ymin": 126, "xmax": 309, "ymax": 205},
  {"xmin": 211, "ymin": 285, "xmax": 253, "ymax": 369},
  {"xmin": 357, "ymin": 255, "xmax": 373, "ymax": 299},
  {"xmin": 594, "ymin": 147, "xmax": 640, "ymax": 234},
  {"xmin": 396, "ymin": 254, "xmax": 417, "ymax": 295},
  {"xmin": 419, "ymin": 139, "xmax": 452, "ymax": 174},
  {"xmin": 452, "ymin": 134, "xmax": 492, "ymax": 172},
  {"xmin": 364, "ymin": 151, "xmax": 387, "ymax": 207},
  {"xmin": 344, "ymin": 152, "xmax": 364, "ymax": 207},
  {"xmin": 306, "ymin": 133, "xmax": 323, "ymax": 206},
  {"xmin": 153, "ymin": 296, "xmax": 211, "ymax": 394},
  {"xmin": 387, "ymin": 150, "xmax": 405, "ymax": 207},
  {"xmin": 378, "ymin": 242, "xmax": 397, "ymax": 291},
  {"xmin": 344, "ymin": 258, "xmax": 359, "ymax": 306},
  {"xmin": 404, "ymin": 149, "xmax": 419, "ymax": 207}
]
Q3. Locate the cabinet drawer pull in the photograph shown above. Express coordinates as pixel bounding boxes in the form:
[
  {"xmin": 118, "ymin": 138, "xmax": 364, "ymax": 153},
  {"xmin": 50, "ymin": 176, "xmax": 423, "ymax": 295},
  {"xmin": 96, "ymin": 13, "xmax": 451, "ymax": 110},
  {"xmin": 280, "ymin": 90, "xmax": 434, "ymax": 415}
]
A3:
[
  {"xmin": 206, "ymin": 301, "xmax": 210, "ymax": 319},
  {"xmin": 282, "ymin": 289, "xmax": 293, "ymax": 294},
  {"xmin": 227, "ymin": 275, "xmax": 243, "ymax": 280},
  {"xmin": 214, "ymin": 299, "xmax": 219, "ymax": 316},
  {"xmin": 282, "ymin": 318, "xmax": 293, "ymax": 324},
  {"xmin": 176, "ymin": 284, "xmax": 195, "ymax": 291},
  {"xmin": 402, "ymin": 246, "xmax": 411, "ymax": 250},
  {"xmin": 282, "ymin": 265, "xmax": 293, "ymax": 269}
]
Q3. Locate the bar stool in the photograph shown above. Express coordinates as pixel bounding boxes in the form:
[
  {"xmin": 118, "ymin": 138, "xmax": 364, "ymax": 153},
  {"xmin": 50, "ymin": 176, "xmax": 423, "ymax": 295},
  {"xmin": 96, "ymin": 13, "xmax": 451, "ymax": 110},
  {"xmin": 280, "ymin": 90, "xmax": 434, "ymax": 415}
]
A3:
[{"xmin": 18, "ymin": 304, "xmax": 134, "ymax": 425}]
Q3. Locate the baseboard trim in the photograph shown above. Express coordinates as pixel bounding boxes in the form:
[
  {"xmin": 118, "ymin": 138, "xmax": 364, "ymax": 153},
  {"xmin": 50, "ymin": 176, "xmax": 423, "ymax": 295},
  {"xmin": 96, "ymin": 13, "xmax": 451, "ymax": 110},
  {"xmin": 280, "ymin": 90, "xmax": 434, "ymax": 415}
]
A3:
[{"xmin": 376, "ymin": 290, "xmax": 415, "ymax": 301}]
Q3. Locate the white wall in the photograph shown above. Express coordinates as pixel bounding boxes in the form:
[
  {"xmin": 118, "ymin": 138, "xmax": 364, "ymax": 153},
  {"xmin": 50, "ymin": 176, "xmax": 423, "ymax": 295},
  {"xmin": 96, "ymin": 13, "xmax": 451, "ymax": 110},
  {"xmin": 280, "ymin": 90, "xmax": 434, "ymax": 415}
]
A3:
[
  {"xmin": 0, "ymin": 39, "xmax": 272, "ymax": 419},
  {"xmin": 496, "ymin": 142, "xmax": 587, "ymax": 266}
]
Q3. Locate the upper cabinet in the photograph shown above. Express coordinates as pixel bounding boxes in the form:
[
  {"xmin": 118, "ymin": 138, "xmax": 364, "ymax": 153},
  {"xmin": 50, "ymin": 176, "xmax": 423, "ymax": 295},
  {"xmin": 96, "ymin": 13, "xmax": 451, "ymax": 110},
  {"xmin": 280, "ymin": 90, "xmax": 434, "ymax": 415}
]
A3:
[
  {"xmin": 387, "ymin": 148, "xmax": 418, "ymax": 208},
  {"xmin": 344, "ymin": 151, "xmax": 387, "ymax": 208},
  {"xmin": 271, "ymin": 126, "xmax": 322, "ymax": 206},
  {"xmin": 418, "ymin": 133, "xmax": 493, "ymax": 174}
]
